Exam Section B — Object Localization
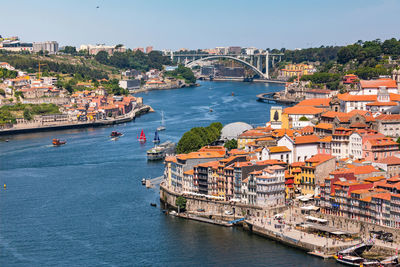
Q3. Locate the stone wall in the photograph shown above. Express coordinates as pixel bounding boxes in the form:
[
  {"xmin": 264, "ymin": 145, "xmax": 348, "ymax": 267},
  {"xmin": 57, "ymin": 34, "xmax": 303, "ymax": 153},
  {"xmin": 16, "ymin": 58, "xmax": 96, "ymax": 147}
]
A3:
[{"xmin": 160, "ymin": 183, "xmax": 286, "ymax": 218}]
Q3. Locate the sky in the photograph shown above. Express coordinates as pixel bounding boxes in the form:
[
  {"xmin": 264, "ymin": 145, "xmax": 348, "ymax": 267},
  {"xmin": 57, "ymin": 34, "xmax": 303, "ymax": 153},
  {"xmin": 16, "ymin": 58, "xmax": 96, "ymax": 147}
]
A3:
[{"xmin": 1, "ymin": 0, "xmax": 400, "ymax": 50}]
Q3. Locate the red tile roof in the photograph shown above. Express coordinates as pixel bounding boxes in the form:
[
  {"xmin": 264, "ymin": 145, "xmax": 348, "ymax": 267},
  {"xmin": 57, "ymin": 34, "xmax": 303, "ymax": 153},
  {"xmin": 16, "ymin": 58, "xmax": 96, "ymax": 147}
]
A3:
[{"xmin": 360, "ymin": 78, "xmax": 397, "ymax": 89}]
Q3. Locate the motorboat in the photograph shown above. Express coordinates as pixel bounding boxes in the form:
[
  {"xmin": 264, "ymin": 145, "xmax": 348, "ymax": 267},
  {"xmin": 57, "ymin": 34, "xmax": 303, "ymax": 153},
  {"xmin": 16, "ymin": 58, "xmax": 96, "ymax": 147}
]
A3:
[
  {"xmin": 147, "ymin": 141, "xmax": 176, "ymax": 161},
  {"xmin": 157, "ymin": 111, "xmax": 166, "ymax": 131},
  {"xmin": 110, "ymin": 131, "xmax": 123, "ymax": 137},
  {"xmin": 52, "ymin": 138, "xmax": 66, "ymax": 146}
]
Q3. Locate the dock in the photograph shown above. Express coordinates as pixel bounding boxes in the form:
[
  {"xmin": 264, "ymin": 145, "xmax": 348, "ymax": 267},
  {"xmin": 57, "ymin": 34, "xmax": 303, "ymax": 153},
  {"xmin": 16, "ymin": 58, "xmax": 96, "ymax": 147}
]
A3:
[
  {"xmin": 174, "ymin": 212, "xmax": 233, "ymax": 227},
  {"xmin": 256, "ymin": 93, "xmax": 298, "ymax": 105}
]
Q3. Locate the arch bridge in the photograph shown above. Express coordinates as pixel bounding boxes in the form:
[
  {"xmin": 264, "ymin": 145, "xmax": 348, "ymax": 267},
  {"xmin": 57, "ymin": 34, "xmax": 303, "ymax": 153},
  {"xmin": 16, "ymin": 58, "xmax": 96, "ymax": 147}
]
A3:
[{"xmin": 169, "ymin": 52, "xmax": 283, "ymax": 79}]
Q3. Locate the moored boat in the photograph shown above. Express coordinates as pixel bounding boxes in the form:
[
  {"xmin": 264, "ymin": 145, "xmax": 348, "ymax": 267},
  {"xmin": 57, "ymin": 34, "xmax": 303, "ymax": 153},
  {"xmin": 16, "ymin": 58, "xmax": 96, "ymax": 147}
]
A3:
[
  {"xmin": 147, "ymin": 141, "xmax": 176, "ymax": 161},
  {"xmin": 52, "ymin": 138, "xmax": 66, "ymax": 146}
]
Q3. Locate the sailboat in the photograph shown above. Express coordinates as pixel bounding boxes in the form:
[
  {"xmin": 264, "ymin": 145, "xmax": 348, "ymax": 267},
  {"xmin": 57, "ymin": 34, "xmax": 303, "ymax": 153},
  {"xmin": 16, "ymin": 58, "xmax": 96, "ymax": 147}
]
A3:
[
  {"xmin": 157, "ymin": 111, "xmax": 166, "ymax": 131},
  {"xmin": 153, "ymin": 131, "xmax": 160, "ymax": 144},
  {"xmin": 138, "ymin": 129, "xmax": 146, "ymax": 143}
]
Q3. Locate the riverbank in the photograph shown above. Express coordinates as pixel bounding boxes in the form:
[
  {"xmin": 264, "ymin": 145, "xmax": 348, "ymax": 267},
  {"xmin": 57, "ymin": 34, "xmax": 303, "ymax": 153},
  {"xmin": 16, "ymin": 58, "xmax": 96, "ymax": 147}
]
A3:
[
  {"xmin": 199, "ymin": 77, "xmax": 286, "ymax": 84},
  {"xmin": 131, "ymin": 83, "xmax": 198, "ymax": 94},
  {"xmin": 0, "ymin": 105, "xmax": 152, "ymax": 136},
  {"xmin": 159, "ymin": 182, "xmax": 399, "ymax": 260}
]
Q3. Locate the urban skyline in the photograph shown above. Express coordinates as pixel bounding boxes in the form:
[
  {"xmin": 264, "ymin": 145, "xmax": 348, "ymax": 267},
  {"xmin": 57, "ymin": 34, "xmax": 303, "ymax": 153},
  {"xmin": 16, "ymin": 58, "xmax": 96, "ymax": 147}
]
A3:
[{"xmin": 2, "ymin": 0, "xmax": 400, "ymax": 50}]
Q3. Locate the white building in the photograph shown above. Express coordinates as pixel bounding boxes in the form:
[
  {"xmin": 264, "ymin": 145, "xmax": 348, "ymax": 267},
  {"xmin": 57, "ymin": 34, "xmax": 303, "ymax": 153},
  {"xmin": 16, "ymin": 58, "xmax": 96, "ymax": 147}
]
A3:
[
  {"xmin": 349, "ymin": 132, "xmax": 363, "ymax": 159},
  {"xmin": 261, "ymin": 146, "xmax": 291, "ymax": 164},
  {"xmin": 255, "ymin": 165, "xmax": 285, "ymax": 207},
  {"xmin": 277, "ymin": 134, "xmax": 319, "ymax": 163}
]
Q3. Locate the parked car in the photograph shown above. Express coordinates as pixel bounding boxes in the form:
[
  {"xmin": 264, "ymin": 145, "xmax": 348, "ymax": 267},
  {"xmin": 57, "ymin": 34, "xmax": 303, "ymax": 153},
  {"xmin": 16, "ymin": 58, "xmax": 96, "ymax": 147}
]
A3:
[
  {"xmin": 197, "ymin": 208, "xmax": 205, "ymax": 212},
  {"xmin": 225, "ymin": 210, "xmax": 233, "ymax": 215}
]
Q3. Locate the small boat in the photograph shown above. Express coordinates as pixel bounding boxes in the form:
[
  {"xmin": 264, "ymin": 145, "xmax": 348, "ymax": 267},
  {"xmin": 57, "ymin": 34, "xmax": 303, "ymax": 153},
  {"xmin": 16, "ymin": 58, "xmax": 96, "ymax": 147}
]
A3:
[
  {"xmin": 138, "ymin": 129, "xmax": 146, "ymax": 143},
  {"xmin": 231, "ymin": 92, "xmax": 234, "ymax": 96},
  {"xmin": 209, "ymin": 108, "xmax": 213, "ymax": 112},
  {"xmin": 157, "ymin": 111, "xmax": 166, "ymax": 131},
  {"xmin": 150, "ymin": 203, "xmax": 157, "ymax": 207},
  {"xmin": 141, "ymin": 178, "xmax": 146, "ymax": 185},
  {"xmin": 52, "ymin": 138, "xmax": 66, "ymax": 146},
  {"xmin": 153, "ymin": 131, "xmax": 160, "ymax": 144},
  {"xmin": 110, "ymin": 131, "xmax": 123, "ymax": 137},
  {"xmin": 335, "ymin": 255, "xmax": 365, "ymax": 266}
]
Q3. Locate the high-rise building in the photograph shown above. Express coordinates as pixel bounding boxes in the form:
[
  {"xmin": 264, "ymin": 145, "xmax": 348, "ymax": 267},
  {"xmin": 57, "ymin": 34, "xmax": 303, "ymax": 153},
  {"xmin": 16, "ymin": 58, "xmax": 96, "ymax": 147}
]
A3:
[{"xmin": 33, "ymin": 41, "xmax": 59, "ymax": 54}]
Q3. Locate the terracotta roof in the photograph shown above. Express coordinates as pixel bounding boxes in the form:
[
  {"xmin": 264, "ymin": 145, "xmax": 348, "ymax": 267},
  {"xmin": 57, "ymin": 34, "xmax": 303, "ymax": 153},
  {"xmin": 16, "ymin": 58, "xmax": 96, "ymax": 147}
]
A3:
[
  {"xmin": 301, "ymin": 126, "xmax": 314, "ymax": 134},
  {"xmin": 372, "ymin": 192, "xmax": 391, "ymax": 201},
  {"xmin": 375, "ymin": 114, "xmax": 400, "ymax": 121},
  {"xmin": 297, "ymin": 98, "xmax": 330, "ymax": 107},
  {"xmin": 375, "ymin": 156, "xmax": 400, "ymax": 165},
  {"xmin": 352, "ymin": 165, "xmax": 380, "ymax": 175},
  {"xmin": 294, "ymin": 135, "xmax": 320, "ymax": 144},
  {"xmin": 319, "ymin": 136, "xmax": 332, "ymax": 142},
  {"xmin": 268, "ymin": 146, "xmax": 291, "ymax": 153},
  {"xmin": 338, "ymin": 93, "xmax": 377, "ymax": 102},
  {"xmin": 367, "ymin": 138, "xmax": 397, "ymax": 146},
  {"xmin": 315, "ymin": 123, "xmax": 333, "ymax": 130},
  {"xmin": 283, "ymin": 105, "xmax": 325, "ymax": 115},
  {"xmin": 366, "ymin": 101, "xmax": 398, "ymax": 106},
  {"xmin": 291, "ymin": 162, "xmax": 305, "ymax": 167},
  {"xmin": 306, "ymin": 154, "xmax": 335, "ymax": 165},
  {"xmin": 360, "ymin": 78, "xmax": 397, "ymax": 89}
]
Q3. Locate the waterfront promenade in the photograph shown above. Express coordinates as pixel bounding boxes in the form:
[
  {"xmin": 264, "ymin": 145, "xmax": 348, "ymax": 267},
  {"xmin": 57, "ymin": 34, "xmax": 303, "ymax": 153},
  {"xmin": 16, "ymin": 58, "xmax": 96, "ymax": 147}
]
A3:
[{"xmin": 0, "ymin": 105, "xmax": 152, "ymax": 136}]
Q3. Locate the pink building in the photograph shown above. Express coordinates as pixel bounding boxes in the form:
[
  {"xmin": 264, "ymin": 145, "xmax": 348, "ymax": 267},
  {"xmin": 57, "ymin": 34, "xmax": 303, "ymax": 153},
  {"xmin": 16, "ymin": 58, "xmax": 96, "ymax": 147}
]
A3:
[{"xmin": 363, "ymin": 137, "xmax": 400, "ymax": 161}]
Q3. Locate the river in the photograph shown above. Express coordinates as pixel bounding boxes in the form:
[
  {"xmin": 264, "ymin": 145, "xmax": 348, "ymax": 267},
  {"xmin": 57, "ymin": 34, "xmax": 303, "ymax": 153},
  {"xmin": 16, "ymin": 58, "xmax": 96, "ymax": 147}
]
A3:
[{"xmin": 0, "ymin": 81, "xmax": 339, "ymax": 266}]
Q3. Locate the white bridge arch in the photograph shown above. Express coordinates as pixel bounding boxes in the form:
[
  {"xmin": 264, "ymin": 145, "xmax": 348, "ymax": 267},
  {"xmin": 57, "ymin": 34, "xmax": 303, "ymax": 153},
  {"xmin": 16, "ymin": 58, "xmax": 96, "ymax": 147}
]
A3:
[{"xmin": 185, "ymin": 55, "xmax": 267, "ymax": 78}]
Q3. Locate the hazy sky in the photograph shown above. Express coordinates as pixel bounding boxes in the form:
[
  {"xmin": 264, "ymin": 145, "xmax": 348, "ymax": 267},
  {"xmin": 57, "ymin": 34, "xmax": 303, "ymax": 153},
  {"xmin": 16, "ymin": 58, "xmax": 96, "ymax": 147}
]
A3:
[{"xmin": 2, "ymin": 0, "xmax": 400, "ymax": 50}]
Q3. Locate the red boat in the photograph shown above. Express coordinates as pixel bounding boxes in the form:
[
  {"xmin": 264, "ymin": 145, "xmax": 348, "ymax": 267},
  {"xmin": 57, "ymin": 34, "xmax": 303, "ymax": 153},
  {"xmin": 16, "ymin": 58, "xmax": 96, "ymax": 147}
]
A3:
[
  {"xmin": 110, "ymin": 131, "xmax": 123, "ymax": 137},
  {"xmin": 138, "ymin": 129, "xmax": 146, "ymax": 143},
  {"xmin": 52, "ymin": 138, "xmax": 66, "ymax": 146}
]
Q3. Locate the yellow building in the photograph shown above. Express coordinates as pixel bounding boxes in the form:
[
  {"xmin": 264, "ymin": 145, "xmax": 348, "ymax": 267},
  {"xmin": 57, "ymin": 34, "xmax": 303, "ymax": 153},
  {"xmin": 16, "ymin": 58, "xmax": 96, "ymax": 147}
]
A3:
[{"xmin": 279, "ymin": 63, "xmax": 315, "ymax": 78}]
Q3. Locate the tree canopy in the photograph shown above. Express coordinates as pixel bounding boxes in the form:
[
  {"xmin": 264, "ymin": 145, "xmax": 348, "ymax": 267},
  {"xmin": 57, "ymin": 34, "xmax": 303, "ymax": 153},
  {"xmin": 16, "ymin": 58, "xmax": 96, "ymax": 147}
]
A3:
[
  {"xmin": 164, "ymin": 65, "xmax": 196, "ymax": 84},
  {"xmin": 176, "ymin": 122, "xmax": 223, "ymax": 154}
]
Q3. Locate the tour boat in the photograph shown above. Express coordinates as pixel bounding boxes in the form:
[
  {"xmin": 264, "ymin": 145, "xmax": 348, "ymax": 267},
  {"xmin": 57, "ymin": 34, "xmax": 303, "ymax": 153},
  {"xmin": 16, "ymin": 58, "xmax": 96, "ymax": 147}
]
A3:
[
  {"xmin": 138, "ymin": 129, "xmax": 146, "ymax": 143},
  {"xmin": 147, "ymin": 141, "xmax": 176, "ymax": 161},
  {"xmin": 110, "ymin": 131, "xmax": 123, "ymax": 137},
  {"xmin": 52, "ymin": 138, "xmax": 66, "ymax": 146},
  {"xmin": 157, "ymin": 111, "xmax": 166, "ymax": 131},
  {"xmin": 150, "ymin": 203, "xmax": 157, "ymax": 207},
  {"xmin": 153, "ymin": 131, "xmax": 160, "ymax": 144},
  {"xmin": 334, "ymin": 255, "xmax": 366, "ymax": 266}
]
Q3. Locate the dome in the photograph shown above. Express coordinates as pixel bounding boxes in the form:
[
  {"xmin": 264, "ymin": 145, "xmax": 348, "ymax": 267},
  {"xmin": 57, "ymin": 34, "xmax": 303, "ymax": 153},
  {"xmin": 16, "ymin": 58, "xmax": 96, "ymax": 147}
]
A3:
[{"xmin": 221, "ymin": 122, "xmax": 253, "ymax": 140}]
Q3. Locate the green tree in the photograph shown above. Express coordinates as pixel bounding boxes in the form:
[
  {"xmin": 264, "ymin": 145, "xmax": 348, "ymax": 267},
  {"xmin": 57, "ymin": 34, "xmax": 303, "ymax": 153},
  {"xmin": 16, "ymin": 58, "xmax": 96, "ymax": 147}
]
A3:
[
  {"xmin": 95, "ymin": 51, "xmax": 109, "ymax": 65},
  {"xmin": 224, "ymin": 139, "xmax": 238, "ymax": 150},
  {"xmin": 23, "ymin": 109, "xmax": 32, "ymax": 120},
  {"xmin": 175, "ymin": 196, "xmax": 187, "ymax": 212},
  {"xmin": 397, "ymin": 137, "xmax": 400, "ymax": 149}
]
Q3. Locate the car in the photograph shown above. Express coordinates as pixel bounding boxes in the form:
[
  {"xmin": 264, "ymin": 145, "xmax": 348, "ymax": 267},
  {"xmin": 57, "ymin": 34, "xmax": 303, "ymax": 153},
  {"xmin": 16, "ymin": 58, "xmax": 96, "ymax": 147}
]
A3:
[
  {"xmin": 197, "ymin": 208, "xmax": 205, "ymax": 212},
  {"xmin": 225, "ymin": 210, "xmax": 233, "ymax": 215}
]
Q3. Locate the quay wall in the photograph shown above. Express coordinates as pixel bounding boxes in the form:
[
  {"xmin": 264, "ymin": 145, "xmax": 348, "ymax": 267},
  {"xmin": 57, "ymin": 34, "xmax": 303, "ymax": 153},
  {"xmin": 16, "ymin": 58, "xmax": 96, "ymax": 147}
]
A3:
[
  {"xmin": 0, "ymin": 105, "xmax": 151, "ymax": 136},
  {"xmin": 159, "ymin": 183, "xmax": 286, "ymax": 218}
]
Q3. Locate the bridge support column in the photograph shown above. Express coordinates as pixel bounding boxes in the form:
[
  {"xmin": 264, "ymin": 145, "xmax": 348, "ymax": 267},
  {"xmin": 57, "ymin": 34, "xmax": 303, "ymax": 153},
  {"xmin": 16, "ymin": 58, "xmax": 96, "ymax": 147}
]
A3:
[{"xmin": 265, "ymin": 51, "xmax": 269, "ymax": 79}]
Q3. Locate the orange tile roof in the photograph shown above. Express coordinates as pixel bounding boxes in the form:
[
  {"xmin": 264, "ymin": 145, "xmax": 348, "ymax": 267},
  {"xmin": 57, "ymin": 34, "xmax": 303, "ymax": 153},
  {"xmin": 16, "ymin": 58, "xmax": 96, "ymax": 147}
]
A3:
[
  {"xmin": 372, "ymin": 192, "xmax": 391, "ymax": 201},
  {"xmin": 283, "ymin": 105, "xmax": 325, "ymax": 115},
  {"xmin": 184, "ymin": 169, "xmax": 194, "ymax": 175},
  {"xmin": 360, "ymin": 78, "xmax": 397, "ymax": 89},
  {"xmin": 360, "ymin": 196, "xmax": 372, "ymax": 202},
  {"xmin": 315, "ymin": 123, "xmax": 333, "ymax": 130},
  {"xmin": 297, "ymin": 98, "xmax": 330, "ymax": 107},
  {"xmin": 366, "ymin": 101, "xmax": 398, "ymax": 106},
  {"xmin": 291, "ymin": 162, "xmax": 305, "ymax": 167},
  {"xmin": 301, "ymin": 126, "xmax": 314, "ymax": 134},
  {"xmin": 197, "ymin": 161, "xmax": 220, "ymax": 168},
  {"xmin": 271, "ymin": 129, "xmax": 296, "ymax": 138},
  {"xmin": 363, "ymin": 176, "xmax": 386, "ymax": 183},
  {"xmin": 338, "ymin": 93, "xmax": 377, "ymax": 102},
  {"xmin": 268, "ymin": 146, "xmax": 291, "ymax": 153},
  {"xmin": 319, "ymin": 135, "xmax": 332, "ymax": 142},
  {"xmin": 367, "ymin": 137, "xmax": 397, "ymax": 146},
  {"xmin": 375, "ymin": 114, "xmax": 400, "ymax": 121},
  {"xmin": 177, "ymin": 151, "xmax": 225, "ymax": 160},
  {"xmin": 352, "ymin": 165, "xmax": 380, "ymax": 175},
  {"xmin": 375, "ymin": 156, "xmax": 400, "ymax": 165},
  {"xmin": 294, "ymin": 135, "xmax": 320, "ymax": 144},
  {"xmin": 306, "ymin": 154, "xmax": 335, "ymax": 165}
]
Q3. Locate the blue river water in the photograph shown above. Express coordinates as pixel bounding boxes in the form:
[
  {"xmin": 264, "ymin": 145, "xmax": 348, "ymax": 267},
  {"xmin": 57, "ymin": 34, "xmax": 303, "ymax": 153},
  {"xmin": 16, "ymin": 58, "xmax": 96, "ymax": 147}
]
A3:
[{"xmin": 0, "ymin": 81, "xmax": 339, "ymax": 266}]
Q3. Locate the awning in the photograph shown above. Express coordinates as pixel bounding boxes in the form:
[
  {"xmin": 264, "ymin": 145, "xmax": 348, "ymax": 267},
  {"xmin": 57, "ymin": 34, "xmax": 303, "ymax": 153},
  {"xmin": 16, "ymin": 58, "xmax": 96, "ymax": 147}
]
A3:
[
  {"xmin": 305, "ymin": 216, "xmax": 328, "ymax": 223},
  {"xmin": 301, "ymin": 205, "xmax": 320, "ymax": 211}
]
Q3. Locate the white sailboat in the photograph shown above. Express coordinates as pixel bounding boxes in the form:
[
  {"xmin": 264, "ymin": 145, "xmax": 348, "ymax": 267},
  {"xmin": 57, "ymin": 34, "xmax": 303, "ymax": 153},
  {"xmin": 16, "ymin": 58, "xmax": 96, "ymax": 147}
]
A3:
[{"xmin": 157, "ymin": 111, "xmax": 166, "ymax": 131}]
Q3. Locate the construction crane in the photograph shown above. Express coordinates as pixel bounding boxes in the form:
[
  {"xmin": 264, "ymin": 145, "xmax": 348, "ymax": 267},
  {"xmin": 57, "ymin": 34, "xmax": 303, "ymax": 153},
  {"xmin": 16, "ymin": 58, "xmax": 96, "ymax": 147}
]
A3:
[{"xmin": 38, "ymin": 62, "xmax": 47, "ymax": 79}]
